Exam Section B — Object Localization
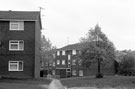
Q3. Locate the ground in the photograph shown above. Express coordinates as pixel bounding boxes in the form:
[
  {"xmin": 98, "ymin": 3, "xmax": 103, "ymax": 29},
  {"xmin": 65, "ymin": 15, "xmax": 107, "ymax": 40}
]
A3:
[
  {"xmin": 0, "ymin": 78, "xmax": 51, "ymax": 89},
  {"xmin": 0, "ymin": 76, "xmax": 135, "ymax": 89},
  {"xmin": 61, "ymin": 76, "xmax": 135, "ymax": 88}
]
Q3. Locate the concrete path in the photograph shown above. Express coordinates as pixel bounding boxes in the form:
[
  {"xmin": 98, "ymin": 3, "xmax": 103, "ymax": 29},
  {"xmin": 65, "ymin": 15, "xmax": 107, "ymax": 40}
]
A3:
[{"xmin": 48, "ymin": 79, "xmax": 66, "ymax": 89}]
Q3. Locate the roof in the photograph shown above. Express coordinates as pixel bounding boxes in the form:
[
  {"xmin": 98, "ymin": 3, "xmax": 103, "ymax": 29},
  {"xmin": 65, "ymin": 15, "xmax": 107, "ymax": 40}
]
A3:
[
  {"xmin": 57, "ymin": 42, "xmax": 90, "ymax": 51},
  {"xmin": 0, "ymin": 11, "xmax": 40, "ymax": 21}
]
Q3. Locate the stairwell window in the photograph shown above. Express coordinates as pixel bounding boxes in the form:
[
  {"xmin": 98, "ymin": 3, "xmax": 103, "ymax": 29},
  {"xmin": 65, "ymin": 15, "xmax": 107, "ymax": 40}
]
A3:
[
  {"xmin": 68, "ymin": 55, "xmax": 71, "ymax": 60},
  {"xmin": 9, "ymin": 61, "xmax": 23, "ymax": 71},
  {"xmin": 10, "ymin": 21, "xmax": 24, "ymax": 30},
  {"xmin": 9, "ymin": 40, "xmax": 24, "ymax": 51}
]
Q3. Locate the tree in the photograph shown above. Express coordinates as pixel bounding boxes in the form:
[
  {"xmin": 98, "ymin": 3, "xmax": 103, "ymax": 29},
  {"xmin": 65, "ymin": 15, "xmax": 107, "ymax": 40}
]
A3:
[
  {"xmin": 117, "ymin": 50, "xmax": 135, "ymax": 76},
  {"xmin": 40, "ymin": 35, "xmax": 56, "ymax": 74},
  {"xmin": 41, "ymin": 35, "xmax": 53, "ymax": 51},
  {"xmin": 80, "ymin": 24, "xmax": 115, "ymax": 78}
]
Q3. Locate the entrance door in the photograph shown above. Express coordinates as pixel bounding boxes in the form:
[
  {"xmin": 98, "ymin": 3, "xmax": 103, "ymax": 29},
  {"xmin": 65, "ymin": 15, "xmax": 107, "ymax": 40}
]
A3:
[{"xmin": 66, "ymin": 68, "xmax": 71, "ymax": 77}]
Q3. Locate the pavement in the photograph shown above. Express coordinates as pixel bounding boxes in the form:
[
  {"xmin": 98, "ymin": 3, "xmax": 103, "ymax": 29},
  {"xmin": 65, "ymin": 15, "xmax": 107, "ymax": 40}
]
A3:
[{"xmin": 48, "ymin": 79, "xmax": 66, "ymax": 89}]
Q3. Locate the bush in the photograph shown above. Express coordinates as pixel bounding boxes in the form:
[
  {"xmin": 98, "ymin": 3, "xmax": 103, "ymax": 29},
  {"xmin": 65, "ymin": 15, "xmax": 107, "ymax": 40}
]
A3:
[{"xmin": 118, "ymin": 54, "xmax": 135, "ymax": 76}]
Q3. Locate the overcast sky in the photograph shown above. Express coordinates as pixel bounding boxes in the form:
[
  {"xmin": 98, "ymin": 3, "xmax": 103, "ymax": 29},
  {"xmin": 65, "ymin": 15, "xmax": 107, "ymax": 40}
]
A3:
[{"xmin": 0, "ymin": 0, "xmax": 135, "ymax": 50}]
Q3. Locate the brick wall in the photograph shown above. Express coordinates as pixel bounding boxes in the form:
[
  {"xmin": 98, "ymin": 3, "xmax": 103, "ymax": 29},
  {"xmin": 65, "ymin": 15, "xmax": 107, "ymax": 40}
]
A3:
[{"xmin": 0, "ymin": 21, "xmax": 36, "ymax": 78}]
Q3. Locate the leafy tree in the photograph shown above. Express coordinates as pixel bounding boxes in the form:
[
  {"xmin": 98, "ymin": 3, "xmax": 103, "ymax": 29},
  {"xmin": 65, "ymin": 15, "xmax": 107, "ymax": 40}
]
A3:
[
  {"xmin": 118, "ymin": 50, "xmax": 135, "ymax": 75},
  {"xmin": 80, "ymin": 24, "xmax": 115, "ymax": 78},
  {"xmin": 41, "ymin": 35, "xmax": 55, "ymax": 51},
  {"xmin": 40, "ymin": 35, "xmax": 56, "ymax": 74}
]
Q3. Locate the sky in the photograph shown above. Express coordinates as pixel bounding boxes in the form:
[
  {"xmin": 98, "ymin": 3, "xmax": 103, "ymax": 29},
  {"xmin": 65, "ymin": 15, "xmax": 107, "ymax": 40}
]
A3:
[{"xmin": 0, "ymin": 0, "xmax": 135, "ymax": 50}]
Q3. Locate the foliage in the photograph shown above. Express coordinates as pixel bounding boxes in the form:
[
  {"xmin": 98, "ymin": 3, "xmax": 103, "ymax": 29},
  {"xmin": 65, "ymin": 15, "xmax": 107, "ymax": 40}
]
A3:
[
  {"xmin": 41, "ymin": 35, "xmax": 56, "ymax": 51},
  {"xmin": 40, "ymin": 35, "xmax": 56, "ymax": 66},
  {"xmin": 118, "ymin": 53, "xmax": 135, "ymax": 76},
  {"xmin": 79, "ymin": 24, "xmax": 115, "ymax": 68}
]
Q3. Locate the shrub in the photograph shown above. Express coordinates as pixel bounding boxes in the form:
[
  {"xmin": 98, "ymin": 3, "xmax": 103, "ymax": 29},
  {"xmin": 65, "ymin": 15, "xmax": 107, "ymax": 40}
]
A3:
[{"xmin": 118, "ymin": 54, "xmax": 135, "ymax": 76}]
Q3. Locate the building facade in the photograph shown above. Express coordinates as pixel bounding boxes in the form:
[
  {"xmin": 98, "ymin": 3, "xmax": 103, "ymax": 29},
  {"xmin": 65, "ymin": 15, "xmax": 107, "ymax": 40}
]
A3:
[
  {"xmin": 53, "ymin": 43, "xmax": 115, "ymax": 78},
  {"xmin": 0, "ymin": 11, "xmax": 41, "ymax": 78}
]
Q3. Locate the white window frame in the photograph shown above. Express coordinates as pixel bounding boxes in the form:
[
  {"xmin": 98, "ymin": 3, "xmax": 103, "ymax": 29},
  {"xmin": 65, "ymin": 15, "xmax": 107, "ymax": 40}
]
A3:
[
  {"xmin": 57, "ymin": 51, "xmax": 60, "ymax": 56},
  {"xmin": 79, "ymin": 70, "xmax": 83, "ymax": 76},
  {"xmin": 72, "ymin": 49, "xmax": 76, "ymax": 55},
  {"xmin": 62, "ymin": 60, "xmax": 65, "ymax": 65},
  {"xmin": 10, "ymin": 21, "xmax": 24, "ymax": 30},
  {"xmin": 57, "ymin": 60, "xmax": 60, "ymax": 65},
  {"xmin": 62, "ymin": 50, "xmax": 65, "ymax": 55},
  {"xmin": 72, "ymin": 59, "xmax": 76, "ymax": 65},
  {"xmin": 9, "ymin": 40, "xmax": 24, "ymax": 51},
  {"xmin": 8, "ymin": 61, "xmax": 23, "ymax": 71}
]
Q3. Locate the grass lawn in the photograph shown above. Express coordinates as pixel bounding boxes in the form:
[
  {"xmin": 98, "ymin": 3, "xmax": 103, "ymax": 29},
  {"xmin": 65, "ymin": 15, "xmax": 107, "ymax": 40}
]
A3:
[
  {"xmin": 61, "ymin": 76, "xmax": 135, "ymax": 88},
  {"xmin": 0, "ymin": 76, "xmax": 135, "ymax": 89},
  {"xmin": 0, "ymin": 78, "xmax": 52, "ymax": 89}
]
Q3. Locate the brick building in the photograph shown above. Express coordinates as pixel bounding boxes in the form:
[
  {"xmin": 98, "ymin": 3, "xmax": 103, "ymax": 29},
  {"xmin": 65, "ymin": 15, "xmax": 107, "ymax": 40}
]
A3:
[
  {"xmin": 0, "ymin": 11, "xmax": 41, "ymax": 78},
  {"xmin": 53, "ymin": 43, "xmax": 115, "ymax": 78}
]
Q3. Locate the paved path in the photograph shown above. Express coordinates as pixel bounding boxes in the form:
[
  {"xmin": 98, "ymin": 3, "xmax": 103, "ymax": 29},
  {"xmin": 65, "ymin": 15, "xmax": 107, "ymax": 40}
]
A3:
[{"xmin": 48, "ymin": 79, "xmax": 65, "ymax": 89}]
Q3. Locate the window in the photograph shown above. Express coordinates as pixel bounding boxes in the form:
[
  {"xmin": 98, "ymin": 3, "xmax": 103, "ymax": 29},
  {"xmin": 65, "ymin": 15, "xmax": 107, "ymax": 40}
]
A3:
[
  {"xmin": 52, "ymin": 70, "xmax": 55, "ymax": 75},
  {"xmin": 72, "ymin": 70, "xmax": 77, "ymax": 76},
  {"xmin": 72, "ymin": 60, "xmax": 76, "ymax": 65},
  {"xmin": 57, "ymin": 60, "xmax": 60, "ymax": 65},
  {"xmin": 72, "ymin": 49, "xmax": 76, "ymax": 55},
  {"xmin": 79, "ymin": 51, "xmax": 81, "ymax": 54},
  {"xmin": 10, "ymin": 21, "xmax": 24, "ymax": 30},
  {"xmin": 41, "ymin": 62, "xmax": 44, "ymax": 67},
  {"xmin": 9, "ymin": 40, "xmax": 24, "ymax": 51},
  {"xmin": 52, "ymin": 62, "xmax": 55, "ymax": 66},
  {"xmin": 9, "ymin": 61, "xmax": 23, "ymax": 71},
  {"xmin": 49, "ymin": 63, "xmax": 52, "ymax": 66},
  {"xmin": 62, "ymin": 60, "xmax": 65, "ymax": 65},
  {"xmin": 62, "ymin": 51, "xmax": 65, "ymax": 55},
  {"xmin": 79, "ymin": 70, "xmax": 83, "ymax": 76},
  {"xmin": 45, "ymin": 62, "xmax": 48, "ymax": 66},
  {"xmin": 68, "ymin": 60, "xmax": 70, "ymax": 64},
  {"xmin": 57, "ymin": 51, "xmax": 60, "ymax": 56},
  {"xmin": 78, "ymin": 60, "xmax": 82, "ymax": 66},
  {"xmin": 68, "ymin": 63, "xmax": 71, "ymax": 67},
  {"xmin": 53, "ymin": 53, "xmax": 56, "ymax": 58},
  {"xmin": 68, "ymin": 55, "xmax": 71, "ymax": 60}
]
